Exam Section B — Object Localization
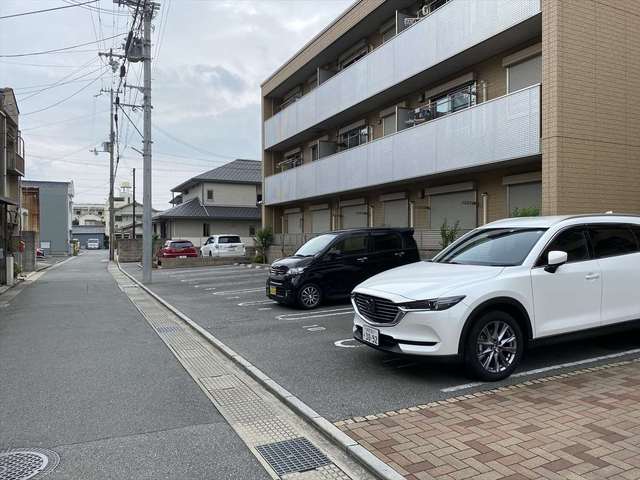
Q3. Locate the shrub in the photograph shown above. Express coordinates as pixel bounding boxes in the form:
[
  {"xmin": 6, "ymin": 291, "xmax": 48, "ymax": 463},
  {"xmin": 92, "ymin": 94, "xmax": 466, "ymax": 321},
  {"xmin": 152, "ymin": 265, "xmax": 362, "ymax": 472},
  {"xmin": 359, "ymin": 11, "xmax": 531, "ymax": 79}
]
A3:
[
  {"xmin": 440, "ymin": 219, "xmax": 460, "ymax": 249},
  {"xmin": 512, "ymin": 207, "xmax": 540, "ymax": 217},
  {"xmin": 253, "ymin": 227, "xmax": 274, "ymax": 264}
]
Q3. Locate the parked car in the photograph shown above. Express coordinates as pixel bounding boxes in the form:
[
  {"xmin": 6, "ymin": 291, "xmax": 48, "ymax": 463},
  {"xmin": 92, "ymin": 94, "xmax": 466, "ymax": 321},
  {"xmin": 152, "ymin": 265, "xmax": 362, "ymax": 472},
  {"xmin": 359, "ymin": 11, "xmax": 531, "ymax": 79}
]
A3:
[
  {"xmin": 157, "ymin": 240, "xmax": 198, "ymax": 261},
  {"xmin": 86, "ymin": 238, "xmax": 100, "ymax": 249},
  {"xmin": 352, "ymin": 214, "xmax": 640, "ymax": 381},
  {"xmin": 36, "ymin": 247, "xmax": 44, "ymax": 258},
  {"xmin": 267, "ymin": 228, "xmax": 419, "ymax": 309},
  {"xmin": 200, "ymin": 235, "xmax": 246, "ymax": 257}
]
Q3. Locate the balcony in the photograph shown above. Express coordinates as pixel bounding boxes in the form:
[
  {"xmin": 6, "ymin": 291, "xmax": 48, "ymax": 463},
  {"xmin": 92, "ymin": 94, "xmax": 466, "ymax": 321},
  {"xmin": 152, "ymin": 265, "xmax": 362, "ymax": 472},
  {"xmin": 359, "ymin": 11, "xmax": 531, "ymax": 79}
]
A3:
[
  {"xmin": 264, "ymin": 0, "xmax": 541, "ymax": 150},
  {"xmin": 7, "ymin": 133, "xmax": 24, "ymax": 176},
  {"xmin": 264, "ymin": 84, "xmax": 540, "ymax": 206}
]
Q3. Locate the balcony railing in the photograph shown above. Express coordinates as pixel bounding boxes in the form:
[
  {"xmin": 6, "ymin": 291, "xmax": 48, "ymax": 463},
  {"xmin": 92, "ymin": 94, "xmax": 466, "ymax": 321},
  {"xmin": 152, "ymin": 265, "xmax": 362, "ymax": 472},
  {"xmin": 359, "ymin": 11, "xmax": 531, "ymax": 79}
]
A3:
[
  {"xmin": 264, "ymin": 84, "xmax": 540, "ymax": 206},
  {"xmin": 264, "ymin": 0, "xmax": 541, "ymax": 149}
]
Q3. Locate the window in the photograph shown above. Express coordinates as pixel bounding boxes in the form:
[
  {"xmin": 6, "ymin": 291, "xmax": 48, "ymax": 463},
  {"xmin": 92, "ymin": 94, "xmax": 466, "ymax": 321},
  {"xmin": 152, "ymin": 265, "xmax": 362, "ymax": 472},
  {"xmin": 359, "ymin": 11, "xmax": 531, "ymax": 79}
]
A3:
[
  {"xmin": 537, "ymin": 228, "xmax": 590, "ymax": 266},
  {"xmin": 372, "ymin": 232, "xmax": 402, "ymax": 251},
  {"xmin": 203, "ymin": 223, "xmax": 210, "ymax": 237},
  {"xmin": 330, "ymin": 234, "xmax": 369, "ymax": 255},
  {"xmin": 437, "ymin": 228, "xmax": 547, "ymax": 267},
  {"xmin": 589, "ymin": 226, "xmax": 638, "ymax": 258},
  {"xmin": 115, "ymin": 215, "xmax": 122, "ymax": 222},
  {"xmin": 249, "ymin": 225, "xmax": 256, "ymax": 236},
  {"xmin": 170, "ymin": 241, "xmax": 194, "ymax": 249},
  {"xmin": 207, "ymin": 189, "xmax": 214, "ymax": 201},
  {"xmin": 507, "ymin": 55, "xmax": 541, "ymax": 93},
  {"xmin": 277, "ymin": 152, "xmax": 303, "ymax": 172},
  {"xmin": 431, "ymin": 84, "xmax": 476, "ymax": 117},
  {"xmin": 338, "ymin": 126, "xmax": 368, "ymax": 151},
  {"xmin": 382, "ymin": 113, "xmax": 396, "ymax": 136},
  {"xmin": 310, "ymin": 143, "xmax": 319, "ymax": 162},
  {"xmin": 295, "ymin": 234, "xmax": 338, "ymax": 256},
  {"xmin": 381, "ymin": 26, "xmax": 395, "ymax": 43},
  {"xmin": 219, "ymin": 236, "xmax": 241, "ymax": 244}
]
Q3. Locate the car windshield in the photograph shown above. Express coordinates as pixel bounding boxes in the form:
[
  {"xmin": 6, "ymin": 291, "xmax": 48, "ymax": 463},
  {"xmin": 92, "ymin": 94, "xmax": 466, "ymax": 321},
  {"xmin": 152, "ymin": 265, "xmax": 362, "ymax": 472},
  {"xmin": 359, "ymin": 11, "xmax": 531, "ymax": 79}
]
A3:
[
  {"xmin": 294, "ymin": 234, "xmax": 338, "ymax": 256},
  {"xmin": 436, "ymin": 228, "xmax": 547, "ymax": 266}
]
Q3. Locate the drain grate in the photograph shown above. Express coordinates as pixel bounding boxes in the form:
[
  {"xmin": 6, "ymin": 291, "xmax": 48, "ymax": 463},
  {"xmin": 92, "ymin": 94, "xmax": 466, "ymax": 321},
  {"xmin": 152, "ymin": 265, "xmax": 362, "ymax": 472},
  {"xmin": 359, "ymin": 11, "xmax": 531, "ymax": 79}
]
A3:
[
  {"xmin": 256, "ymin": 437, "xmax": 330, "ymax": 476},
  {"xmin": 155, "ymin": 325, "xmax": 182, "ymax": 333},
  {"xmin": 0, "ymin": 448, "xmax": 60, "ymax": 480}
]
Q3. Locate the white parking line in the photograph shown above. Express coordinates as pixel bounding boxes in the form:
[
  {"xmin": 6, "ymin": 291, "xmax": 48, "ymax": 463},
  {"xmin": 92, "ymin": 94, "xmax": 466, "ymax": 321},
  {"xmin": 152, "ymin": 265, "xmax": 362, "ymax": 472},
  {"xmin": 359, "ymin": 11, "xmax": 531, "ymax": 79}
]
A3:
[
  {"xmin": 441, "ymin": 347, "xmax": 640, "ymax": 393},
  {"xmin": 275, "ymin": 307, "xmax": 353, "ymax": 322},
  {"xmin": 258, "ymin": 307, "xmax": 272, "ymax": 311},
  {"xmin": 238, "ymin": 299, "xmax": 276, "ymax": 306},
  {"xmin": 169, "ymin": 268, "xmax": 264, "ymax": 278},
  {"xmin": 212, "ymin": 287, "xmax": 264, "ymax": 296}
]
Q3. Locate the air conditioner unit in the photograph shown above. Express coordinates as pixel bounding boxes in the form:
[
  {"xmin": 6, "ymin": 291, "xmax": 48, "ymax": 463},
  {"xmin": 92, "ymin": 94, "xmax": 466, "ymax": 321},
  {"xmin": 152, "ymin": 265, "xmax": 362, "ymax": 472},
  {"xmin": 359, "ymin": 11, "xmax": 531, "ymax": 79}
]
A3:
[{"xmin": 421, "ymin": 5, "xmax": 430, "ymax": 16}]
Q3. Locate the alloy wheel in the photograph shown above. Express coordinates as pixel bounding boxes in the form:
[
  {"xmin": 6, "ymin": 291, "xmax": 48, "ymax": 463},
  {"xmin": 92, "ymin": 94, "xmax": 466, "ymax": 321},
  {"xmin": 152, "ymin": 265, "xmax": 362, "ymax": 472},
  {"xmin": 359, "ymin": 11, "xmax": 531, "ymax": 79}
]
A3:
[
  {"xmin": 476, "ymin": 320, "xmax": 517, "ymax": 374},
  {"xmin": 299, "ymin": 285, "xmax": 320, "ymax": 308}
]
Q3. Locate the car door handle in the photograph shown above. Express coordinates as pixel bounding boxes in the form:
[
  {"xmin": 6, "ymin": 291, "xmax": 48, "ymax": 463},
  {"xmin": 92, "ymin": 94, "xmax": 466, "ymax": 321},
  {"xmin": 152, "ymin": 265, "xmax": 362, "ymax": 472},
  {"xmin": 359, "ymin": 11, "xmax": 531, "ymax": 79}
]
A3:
[
  {"xmin": 585, "ymin": 273, "xmax": 600, "ymax": 280},
  {"xmin": 356, "ymin": 257, "xmax": 368, "ymax": 262},
  {"xmin": 394, "ymin": 251, "xmax": 405, "ymax": 257}
]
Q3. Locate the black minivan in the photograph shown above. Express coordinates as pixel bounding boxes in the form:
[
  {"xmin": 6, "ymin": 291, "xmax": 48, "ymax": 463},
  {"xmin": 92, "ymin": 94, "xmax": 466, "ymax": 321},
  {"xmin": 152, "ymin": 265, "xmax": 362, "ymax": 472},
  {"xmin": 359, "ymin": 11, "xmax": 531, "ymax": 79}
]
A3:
[{"xmin": 266, "ymin": 228, "xmax": 420, "ymax": 309}]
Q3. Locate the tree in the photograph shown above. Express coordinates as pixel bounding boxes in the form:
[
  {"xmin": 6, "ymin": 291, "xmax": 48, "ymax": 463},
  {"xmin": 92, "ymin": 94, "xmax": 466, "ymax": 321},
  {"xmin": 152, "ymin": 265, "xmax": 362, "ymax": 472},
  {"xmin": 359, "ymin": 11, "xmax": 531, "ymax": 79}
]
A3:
[
  {"xmin": 253, "ymin": 226, "xmax": 274, "ymax": 264},
  {"xmin": 512, "ymin": 207, "xmax": 540, "ymax": 217},
  {"xmin": 440, "ymin": 219, "xmax": 460, "ymax": 249}
]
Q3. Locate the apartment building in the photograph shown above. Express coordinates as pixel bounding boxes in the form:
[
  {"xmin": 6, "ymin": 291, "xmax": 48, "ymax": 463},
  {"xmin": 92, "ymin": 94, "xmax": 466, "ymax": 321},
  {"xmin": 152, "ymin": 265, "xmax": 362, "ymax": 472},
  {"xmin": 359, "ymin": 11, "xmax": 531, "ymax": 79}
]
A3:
[
  {"xmin": 104, "ymin": 182, "xmax": 157, "ymax": 239},
  {"xmin": 1, "ymin": 88, "xmax": 25, "ymax": 284},
  {"xmin": 261, "ymin": 0, "xmax": 640, "ymax": 254},
  {"xmin": 153, "ymin": 159, "xmax": 261, "ymax": 246},
  {"xmin": 73, "ymin": 203, "xmax": 106, "ymax": 226}
]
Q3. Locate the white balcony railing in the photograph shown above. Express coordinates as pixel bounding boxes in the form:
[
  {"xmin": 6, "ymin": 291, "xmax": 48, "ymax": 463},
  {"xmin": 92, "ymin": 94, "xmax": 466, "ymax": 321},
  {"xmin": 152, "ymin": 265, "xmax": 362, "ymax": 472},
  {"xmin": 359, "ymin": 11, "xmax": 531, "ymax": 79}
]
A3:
[
  {"xmin": 264, "ymin": 0, "xmax": 541, "ymax": 149},
  {"xmin": 264, "ymin": 84, "xmax": 540, "ymax": 206}
]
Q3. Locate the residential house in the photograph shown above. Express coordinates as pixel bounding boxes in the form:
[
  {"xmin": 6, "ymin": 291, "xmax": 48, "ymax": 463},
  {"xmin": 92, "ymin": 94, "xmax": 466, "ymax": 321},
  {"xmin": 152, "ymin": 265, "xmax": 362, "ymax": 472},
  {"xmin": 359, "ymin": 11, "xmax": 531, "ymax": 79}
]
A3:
[
  {"xmin": 105, "ymin": 182, "xmax": 157, "ymax": 239},
  {"xmin": 1, "ymin": 88, "xmax": 25, "ymax": 284},
  {"xmin": 261, "ymin": 0, "xmax": 640, "ymax": 255},
  {"xmin": 22, "ymin": 180, "xmax": 74, "ymax": 255},
  {"xmin": 153, "ymin": 159, "xmax": 261, "ymax": 246}
]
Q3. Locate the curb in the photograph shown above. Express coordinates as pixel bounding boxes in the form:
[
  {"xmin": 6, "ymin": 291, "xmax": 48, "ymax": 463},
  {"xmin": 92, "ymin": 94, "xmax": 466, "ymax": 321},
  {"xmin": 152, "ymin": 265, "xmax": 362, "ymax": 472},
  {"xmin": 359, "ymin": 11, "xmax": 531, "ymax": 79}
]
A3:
[{"xmin": 116, "ymin": 261, "xmax": 404, "ymax": 480}]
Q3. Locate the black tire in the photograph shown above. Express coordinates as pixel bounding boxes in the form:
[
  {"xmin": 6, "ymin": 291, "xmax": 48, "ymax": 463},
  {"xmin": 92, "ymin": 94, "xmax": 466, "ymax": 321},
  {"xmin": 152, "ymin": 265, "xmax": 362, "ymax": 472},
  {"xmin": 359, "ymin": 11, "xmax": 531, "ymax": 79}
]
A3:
[
  {"xmin": 297, "ymin": 284, "xmax": 322, "ymax": 309},
  {"xmin": 464, "ymin": 311, "xmax": 523, "ymax": 381}
]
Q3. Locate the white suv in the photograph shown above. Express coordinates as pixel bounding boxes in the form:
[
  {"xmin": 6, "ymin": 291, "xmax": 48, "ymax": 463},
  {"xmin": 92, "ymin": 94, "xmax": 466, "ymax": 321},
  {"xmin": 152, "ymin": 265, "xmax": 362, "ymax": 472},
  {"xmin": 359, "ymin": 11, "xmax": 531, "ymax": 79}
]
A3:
[
  {"xmin": 352, "ymin": 215, "xmax": 640, "ymax": 381},
  {"xmin": 200, "ymin": 234, "xmax": 246, "ymax": 258}
]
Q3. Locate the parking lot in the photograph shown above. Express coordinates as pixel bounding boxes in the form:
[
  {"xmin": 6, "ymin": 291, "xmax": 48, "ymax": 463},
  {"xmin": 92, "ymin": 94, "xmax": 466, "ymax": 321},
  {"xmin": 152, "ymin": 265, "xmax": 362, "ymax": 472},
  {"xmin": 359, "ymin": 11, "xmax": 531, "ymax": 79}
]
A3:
[{"xmin": 122, "ymin": 263, "xmax": 640, "ymax": 422}]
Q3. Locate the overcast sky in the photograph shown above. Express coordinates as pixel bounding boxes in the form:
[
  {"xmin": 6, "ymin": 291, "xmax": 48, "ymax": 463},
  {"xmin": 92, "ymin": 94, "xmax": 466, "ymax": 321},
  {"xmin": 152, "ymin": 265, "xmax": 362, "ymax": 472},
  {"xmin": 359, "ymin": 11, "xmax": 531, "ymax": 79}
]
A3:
[{"xmin": 0, "ymin": 0, "xmax": 352, "ymax": 209}]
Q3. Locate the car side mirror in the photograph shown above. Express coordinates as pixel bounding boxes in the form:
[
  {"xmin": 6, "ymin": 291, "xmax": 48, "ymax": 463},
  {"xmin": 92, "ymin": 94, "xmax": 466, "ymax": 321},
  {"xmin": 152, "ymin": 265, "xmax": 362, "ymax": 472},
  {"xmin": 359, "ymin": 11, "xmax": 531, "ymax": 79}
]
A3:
[{"xmin": 545, "ymin": 250, "xmax": 568, "ymax": 273}]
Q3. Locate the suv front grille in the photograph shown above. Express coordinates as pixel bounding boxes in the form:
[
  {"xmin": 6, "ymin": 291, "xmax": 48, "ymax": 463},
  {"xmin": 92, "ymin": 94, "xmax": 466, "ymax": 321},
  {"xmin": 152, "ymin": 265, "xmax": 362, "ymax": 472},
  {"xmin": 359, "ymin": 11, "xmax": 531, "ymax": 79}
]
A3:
[{"xmin": 353, "ymin": 293, "xmax": 399, "ymax": 325}]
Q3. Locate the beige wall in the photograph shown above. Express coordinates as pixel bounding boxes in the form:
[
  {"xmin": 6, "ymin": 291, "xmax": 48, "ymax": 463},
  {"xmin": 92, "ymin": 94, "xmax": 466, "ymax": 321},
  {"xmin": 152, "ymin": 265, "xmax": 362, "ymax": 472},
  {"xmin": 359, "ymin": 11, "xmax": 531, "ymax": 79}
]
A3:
[
  {"xmin": 542, "ymin": 0, "xmax": 640, "ymax": 215},
  {"xmin": 182, "ymin": 182, "xmax": 258, "ymax": 207},
  {"xmin": 169, "ymin": 219, "xmax": 258, "ymax": 247}
]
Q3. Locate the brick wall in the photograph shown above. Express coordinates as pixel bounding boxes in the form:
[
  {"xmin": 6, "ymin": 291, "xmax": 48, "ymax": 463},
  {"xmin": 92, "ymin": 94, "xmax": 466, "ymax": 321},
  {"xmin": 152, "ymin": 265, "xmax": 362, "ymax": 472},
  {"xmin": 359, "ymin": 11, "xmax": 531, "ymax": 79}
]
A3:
[{"xmin": 542, "ymin": 0, "xmax": 640, "ymax": 215}]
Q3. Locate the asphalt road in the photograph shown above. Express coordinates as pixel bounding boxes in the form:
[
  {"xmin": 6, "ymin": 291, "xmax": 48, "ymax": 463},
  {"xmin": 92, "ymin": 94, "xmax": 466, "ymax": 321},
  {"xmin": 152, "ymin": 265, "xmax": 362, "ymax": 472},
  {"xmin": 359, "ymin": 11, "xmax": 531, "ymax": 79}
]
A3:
[
  {"xmin": 0, "ymin": 251, "xmax": 269, "ymax": 480},
  {"xmin": 123, "ymin": 262, "xmax": 640, "ymax": 422}
]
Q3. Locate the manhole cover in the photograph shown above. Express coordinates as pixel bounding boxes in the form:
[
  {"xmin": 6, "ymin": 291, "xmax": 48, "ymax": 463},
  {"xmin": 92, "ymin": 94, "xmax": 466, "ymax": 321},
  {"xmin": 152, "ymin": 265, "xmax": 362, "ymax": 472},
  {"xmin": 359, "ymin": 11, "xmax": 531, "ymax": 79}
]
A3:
[
  {"xmin": 256, "ymin": 437, "xmax": 330, "ymax": 476},
  {"xmin": 0, "ymin": 448, "xmax": 60, "ymax": 480}
]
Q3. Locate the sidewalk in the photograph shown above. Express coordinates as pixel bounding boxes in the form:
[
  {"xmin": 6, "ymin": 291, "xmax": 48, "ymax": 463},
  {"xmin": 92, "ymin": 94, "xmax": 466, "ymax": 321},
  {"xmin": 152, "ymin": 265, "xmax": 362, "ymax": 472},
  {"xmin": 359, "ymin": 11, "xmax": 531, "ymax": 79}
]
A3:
[
  {"xmin": 0, "ymin": 251, "xmax": 269, "ymax": 479},
  {"xmin": 337, "ymin": 359, "xmax": 640, "ymax": 480}
]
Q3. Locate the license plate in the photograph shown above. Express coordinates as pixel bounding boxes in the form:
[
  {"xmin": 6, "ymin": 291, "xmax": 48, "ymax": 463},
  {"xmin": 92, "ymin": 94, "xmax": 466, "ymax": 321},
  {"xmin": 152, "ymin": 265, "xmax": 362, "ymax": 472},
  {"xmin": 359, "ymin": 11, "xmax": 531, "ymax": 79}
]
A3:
[
  {"xmin": 269, "ymin": 286, "xmax": 277, "ymax": 296},
  {"xmin": 362, "ymin": 325, "xmax": 379, "ymax": 346},
  {"xmin": 179, "ymin": 255, "xmax": 187, "ymax": 259}
]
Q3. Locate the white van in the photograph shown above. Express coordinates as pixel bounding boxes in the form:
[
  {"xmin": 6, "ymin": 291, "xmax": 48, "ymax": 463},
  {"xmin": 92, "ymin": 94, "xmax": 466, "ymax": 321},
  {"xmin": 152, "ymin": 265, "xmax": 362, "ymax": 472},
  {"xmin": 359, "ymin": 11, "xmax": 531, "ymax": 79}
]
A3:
[
  {"xmin": 200, "ymin": 235, "xmax": 245, "ymax": 257},
  {"xmin": 86, "ymin": 239, "xmax": 100, "ymax": 249}
]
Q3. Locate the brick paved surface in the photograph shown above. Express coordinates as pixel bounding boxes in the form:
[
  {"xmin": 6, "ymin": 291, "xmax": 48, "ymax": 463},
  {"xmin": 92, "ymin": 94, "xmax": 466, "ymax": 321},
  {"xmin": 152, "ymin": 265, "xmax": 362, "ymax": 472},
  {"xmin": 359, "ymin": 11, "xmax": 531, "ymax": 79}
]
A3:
[{"xmin": 337, "ymin": 360, "xmax": 640, "ymax": 480}]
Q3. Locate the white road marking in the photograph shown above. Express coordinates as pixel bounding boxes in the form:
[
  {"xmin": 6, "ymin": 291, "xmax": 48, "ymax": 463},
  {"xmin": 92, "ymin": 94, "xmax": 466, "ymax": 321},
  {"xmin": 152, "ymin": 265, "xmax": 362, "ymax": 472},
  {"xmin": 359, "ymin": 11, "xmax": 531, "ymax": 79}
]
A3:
[
  {"xmin": 169, "ymin": 267, "xmax": 263, "ymax": 278},
  {"xmin": 441, "ymin": 347, "xmax": 640, "ymax": 393},
  {"xmin": 276, "ymin": 307, "xmax": 353, "ymax": 322},
  {"xmin": 212, "ymin": 287, "xmax": 264, "ymax": 295},
  {"xmin": 238, "ymin": 299, "xmax": 276, "ymax": 306},
  {"xmin": 258, "ymin": 307, "xmax": 272, "ymax": 311},
  {"xmin": 334, "ymin": 338, "xmax": 361, "ymax": 348},
  {"xmin": 228, "ymin": 296, "xmax": 240, "ymax": 299},
  {"xmin": 302, "ymin": 324, "xmax": 326, "ymax": 332}
]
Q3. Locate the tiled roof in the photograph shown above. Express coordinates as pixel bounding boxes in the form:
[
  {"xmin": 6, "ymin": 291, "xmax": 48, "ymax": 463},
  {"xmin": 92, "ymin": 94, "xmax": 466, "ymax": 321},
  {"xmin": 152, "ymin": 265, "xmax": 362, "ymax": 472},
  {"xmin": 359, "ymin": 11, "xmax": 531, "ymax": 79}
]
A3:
[
  {"xmin": 171, "ymin": 159, "xmax": 261, "ymax": 192},
  {"xmin": 153, "ymin": 198, "xmax": 260, "ymax": 221}
]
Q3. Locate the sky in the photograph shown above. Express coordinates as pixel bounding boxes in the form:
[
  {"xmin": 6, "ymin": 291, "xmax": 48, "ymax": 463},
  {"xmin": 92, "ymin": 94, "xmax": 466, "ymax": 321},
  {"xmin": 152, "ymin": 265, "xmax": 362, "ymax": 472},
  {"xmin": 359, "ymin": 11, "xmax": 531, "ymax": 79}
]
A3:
[{"xmin": 0, "ymin": 0, "xmax": 352, "ymax": 209}]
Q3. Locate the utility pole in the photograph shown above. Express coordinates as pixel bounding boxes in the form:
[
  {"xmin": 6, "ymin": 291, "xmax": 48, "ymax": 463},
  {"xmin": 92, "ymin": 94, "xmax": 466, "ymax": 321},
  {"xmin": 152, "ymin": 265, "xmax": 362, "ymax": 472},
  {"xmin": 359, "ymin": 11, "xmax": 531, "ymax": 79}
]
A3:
[
  {"xmin": 141, "ymin": 1, "xmax": 153, "ymax": 283},
  {"xmin": 108, "ymin": 87, "xmax": 115, "ymax": 261},
  {"xmin": 132, "ymin": 168, "xmax": 136, "ymax": 239}
]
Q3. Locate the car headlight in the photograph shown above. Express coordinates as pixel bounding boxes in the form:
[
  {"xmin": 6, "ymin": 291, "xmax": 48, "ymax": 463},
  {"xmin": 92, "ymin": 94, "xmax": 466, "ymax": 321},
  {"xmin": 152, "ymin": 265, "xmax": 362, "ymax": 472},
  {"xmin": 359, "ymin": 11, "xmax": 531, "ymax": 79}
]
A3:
[
  {"xmin": 288, "ymin": 267, "xmax": 305, "ymax": 275},
  {"xmin": 398, "ymin": 295, "xmax": 465, "ymax": 311}
]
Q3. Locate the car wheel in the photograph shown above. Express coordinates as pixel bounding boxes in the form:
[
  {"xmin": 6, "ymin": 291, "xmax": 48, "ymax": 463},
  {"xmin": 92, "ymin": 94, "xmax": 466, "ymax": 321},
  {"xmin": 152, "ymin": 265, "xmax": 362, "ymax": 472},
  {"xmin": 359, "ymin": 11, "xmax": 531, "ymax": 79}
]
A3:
[
  {"xmin": 297, "ymin": 284, "xmax": 322, "ymax": 309},
  {"xmin": 464, "ymin": 311, "xmax": 523, "ymax": 381}
]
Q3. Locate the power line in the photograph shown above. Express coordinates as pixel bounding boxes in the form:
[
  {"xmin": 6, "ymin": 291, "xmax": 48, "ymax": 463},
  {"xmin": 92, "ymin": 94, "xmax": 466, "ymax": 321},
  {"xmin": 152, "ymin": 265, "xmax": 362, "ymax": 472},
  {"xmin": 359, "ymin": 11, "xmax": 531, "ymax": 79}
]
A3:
[
  {"xmin": 0, "ymin": 59, "xmax": 96, "ymax": 68},
  {"xmin": 0, "ymin": 33, "xmax": 126, "ymax": 58},
  {"xmin": 153, "ymin": 123, "xmax": 236, "ymax": 160},
  {"xmin": 0, "ymin": 0, "xmax": 98, "ymax": 19},
  {"xmin": 22, "ymin": 109, "xmax": 109, "ymax": 131},
  {"xmin": 61, "ymin": 0, "xmax": 130, "ymax": 17},
  {"xmin": 22, "ymin": 71, "xmax": 108, "ymax": 116}
]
